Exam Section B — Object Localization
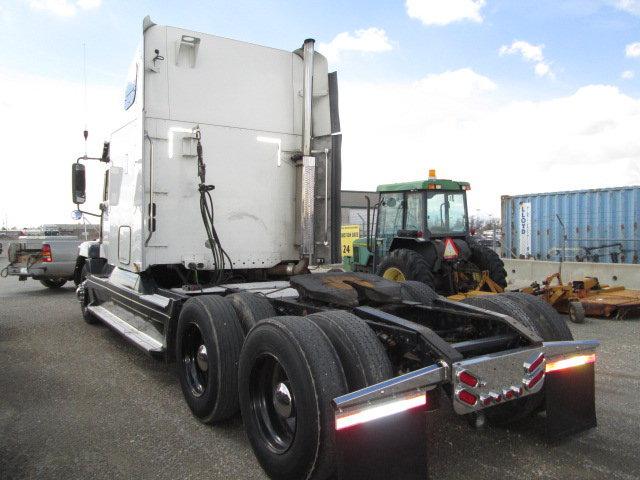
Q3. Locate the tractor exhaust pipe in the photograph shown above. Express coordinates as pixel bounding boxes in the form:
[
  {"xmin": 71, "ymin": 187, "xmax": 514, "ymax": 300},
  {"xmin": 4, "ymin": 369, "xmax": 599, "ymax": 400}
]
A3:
[
  {"xmin": 300, "ymin": 38, "xmax": 316, "ymax": 260},
  {"xmin": 302, "ymin": 38, "xmax": 314, "ymax": 157}
]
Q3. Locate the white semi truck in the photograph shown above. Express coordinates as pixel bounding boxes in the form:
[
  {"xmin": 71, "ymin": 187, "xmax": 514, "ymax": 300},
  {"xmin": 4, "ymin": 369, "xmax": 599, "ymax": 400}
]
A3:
[{"xmin": 74, "ymin": 17, "xmax": 600, "ymax": 480}]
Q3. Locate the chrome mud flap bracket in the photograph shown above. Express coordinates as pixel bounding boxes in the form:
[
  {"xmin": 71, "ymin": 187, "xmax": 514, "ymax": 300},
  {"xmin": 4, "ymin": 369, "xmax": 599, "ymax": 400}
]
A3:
[
  {"xmin": 543, "ymin": 340, "xmax": 599, "ymax": 440},
  {"xmin": 332, "ymin": 364, "xmax": 446, "ymax": 479}
]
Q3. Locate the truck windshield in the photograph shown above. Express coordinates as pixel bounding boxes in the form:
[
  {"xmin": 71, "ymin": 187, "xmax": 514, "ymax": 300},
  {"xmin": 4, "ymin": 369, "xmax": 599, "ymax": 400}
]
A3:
[
  {"xmin": 426, "ymin": 191, "xmax": 467, "ymax": 235},
  {"xmin": 123, "ymin": 44, "xmax": 141, "ymax": 110}
]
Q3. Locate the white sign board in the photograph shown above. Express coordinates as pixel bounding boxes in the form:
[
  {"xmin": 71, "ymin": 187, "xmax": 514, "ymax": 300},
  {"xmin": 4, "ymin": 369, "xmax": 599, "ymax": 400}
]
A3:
[{"xmin": 518, "ymin": 202, "xmax": 532, "ymax": 258}]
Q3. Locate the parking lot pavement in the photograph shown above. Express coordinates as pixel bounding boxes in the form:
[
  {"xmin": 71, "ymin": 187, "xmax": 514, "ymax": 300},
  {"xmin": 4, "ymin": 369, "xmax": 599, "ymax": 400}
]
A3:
[{"xmin": 1, "ymin": 264, "xmax": 640, "ymax": 480}]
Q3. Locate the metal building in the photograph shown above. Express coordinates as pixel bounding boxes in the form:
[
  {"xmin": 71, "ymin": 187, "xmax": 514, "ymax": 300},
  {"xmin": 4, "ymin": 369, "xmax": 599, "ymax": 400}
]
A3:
[
  {"xmin": 501, "ymin": 186, "xmax": 640, "ymax": 264},
  {"xmin": 341, "ymin": 190, "xmax": 377, "ymax": 234}
]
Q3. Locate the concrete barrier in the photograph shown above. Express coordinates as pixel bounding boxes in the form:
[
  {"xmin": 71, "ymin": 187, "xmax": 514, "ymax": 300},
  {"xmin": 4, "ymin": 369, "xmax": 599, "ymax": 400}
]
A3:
[{"xmin": 502, "ymin": 259, "xmax": 640, "ymax": 290}]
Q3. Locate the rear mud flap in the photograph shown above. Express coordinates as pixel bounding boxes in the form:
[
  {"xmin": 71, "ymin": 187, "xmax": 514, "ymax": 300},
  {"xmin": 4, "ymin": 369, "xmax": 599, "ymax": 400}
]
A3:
[
  {"xmin": 335, "ymin": 405, "xmax": 429, "ymax": 480},
  {"xmin": 544, "ymin": 363, "xmax": 596, "ymax": 439}
]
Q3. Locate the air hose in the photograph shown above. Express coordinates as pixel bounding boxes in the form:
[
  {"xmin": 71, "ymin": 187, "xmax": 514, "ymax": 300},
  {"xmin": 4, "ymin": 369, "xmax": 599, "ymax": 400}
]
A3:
[{"xmin": 195, "ymin": 129, "xmax": 233, "ymax": 284}]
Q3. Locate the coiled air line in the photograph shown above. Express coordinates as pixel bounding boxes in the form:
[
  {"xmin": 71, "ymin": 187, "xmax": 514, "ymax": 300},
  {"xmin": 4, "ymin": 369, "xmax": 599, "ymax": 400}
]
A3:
[{"xmin": 195, "ymin": 129, "xmax": 233, "ymax": 284}]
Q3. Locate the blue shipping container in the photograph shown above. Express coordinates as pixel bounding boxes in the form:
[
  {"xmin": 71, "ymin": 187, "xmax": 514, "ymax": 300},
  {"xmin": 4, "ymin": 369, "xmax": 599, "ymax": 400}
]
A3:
[{"xmin": 501, "ymin": 186, "xmax": 640, "ymax": 264}]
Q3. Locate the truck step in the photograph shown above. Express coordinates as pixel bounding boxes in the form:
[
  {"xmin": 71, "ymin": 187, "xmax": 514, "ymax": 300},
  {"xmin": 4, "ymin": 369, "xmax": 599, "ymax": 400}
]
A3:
[{"xmin": 87, "ymin": 304, "xmax": 165, "ymax": 355}]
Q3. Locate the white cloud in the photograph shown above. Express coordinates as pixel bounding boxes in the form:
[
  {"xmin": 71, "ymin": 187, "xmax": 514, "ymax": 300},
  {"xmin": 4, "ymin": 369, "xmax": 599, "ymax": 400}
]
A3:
[
  {"xmin": 622, "ymin": 70, "xmax": 635, "ymax": 79},
  {"xmin": 26, "ymin": 0, "xmax": 101, "ymax": 17},
  {"xmin": 28, "ymin": 0, "xmax": 75, "ymax": 16},
  {"xmin": 318, "ymin": 28, "xmax": 393, "ymax": 63},
  {"xmin": 534, "ymin": 62, "xmax": 551, "ymax": 77},
  {"xmin": 406, "ymin": 0, "xmax": 486, "ymax": 26},
  {"xmin": 0, "ymin": 70, "xmax": 120, "ymax": 227},
  {"xmin": 612, "ymin": 0, "xmax": 640, "ymax": 15},
  {"xmin": 340, "ymin": 71, "xmax": 640, "ymax": 215},
  {"xmin": 500, "ymin": 40, "xmax": 554, "ymax": 78},
  {"xmin": 499, "ymin": 41, "xmax": 543, "ymax": 62},
  {"xmin": 626, "ymin": 42, "xmax": 640, "ymax": 58},
  {"xmin": 414, "ymin": 68, "xmax": 496, "ymax": 96},
  {"xmin": 76, "ymin": 0, "xmax": 101, "ymax": 9}
]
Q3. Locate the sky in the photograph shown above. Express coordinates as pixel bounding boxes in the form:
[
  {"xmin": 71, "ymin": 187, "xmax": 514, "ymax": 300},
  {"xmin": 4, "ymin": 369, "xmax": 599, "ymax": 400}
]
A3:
[{"xmin": 1, "ymin": 0, "xmax": 640, "ymax": 227}]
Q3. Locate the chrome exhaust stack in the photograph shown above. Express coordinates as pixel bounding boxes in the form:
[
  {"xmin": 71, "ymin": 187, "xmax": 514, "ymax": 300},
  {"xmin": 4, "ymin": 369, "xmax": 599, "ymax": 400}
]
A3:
[{"xmin": 299, "ymin": 39, "xmax": 316, "ymax": 261}]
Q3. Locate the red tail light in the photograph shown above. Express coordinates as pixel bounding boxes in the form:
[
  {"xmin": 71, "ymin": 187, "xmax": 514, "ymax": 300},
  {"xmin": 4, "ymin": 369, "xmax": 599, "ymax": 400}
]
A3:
[
  {"xmin": 41, "ymin": 244, "xmax": 53, "ymax": 263},
  {"xmin": 458, "ymin": 370, "xmax": 479, "ymax": 388},
  {"xmin": 525, "ymin": 353, "xmax": 545, "ymax": 373},
  {"xmin": 524, "ymin": 369, "xmax": 544, "ymax": 390},
  {"xmin": 457, "ymin": 389, "xmax": 477, "ymax": 406},
  {"xmin": 480, "ymin": 395, "xmax": 493, "ymax": 406}
]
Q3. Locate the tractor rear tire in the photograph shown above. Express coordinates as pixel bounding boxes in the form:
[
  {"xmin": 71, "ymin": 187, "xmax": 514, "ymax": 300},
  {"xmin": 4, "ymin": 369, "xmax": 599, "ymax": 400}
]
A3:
[
  {"xmin": 468, "ymin": 240, "xmax": 507, "ymax": 290},
  {"xmin": 376, "ymin": 248, "xmax": 434, "ymax": 288},
  {"xmin": 307, "ymin": 310, "xmax": 393, "ymax": 391},
  {"xmin": 400, "ymin": 280, "xmax": 439, "ymax": 305}
]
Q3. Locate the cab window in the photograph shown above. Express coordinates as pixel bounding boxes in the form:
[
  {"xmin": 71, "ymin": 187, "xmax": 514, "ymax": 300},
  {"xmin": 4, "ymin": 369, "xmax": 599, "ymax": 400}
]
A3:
[
  {"xmin": 124, "ymin": 63, "xmax": 138, "ymax": 110},
  {"xmin": 377, "ymin": 192, "xmax": 404, "ymax": 251},
  {"xmin": 426, "ymin": 191, "xmax": 467, "ymax": 234},
  {"xmin": 405, "ymin": 192, "xmax": 423, "ymax": 231}
]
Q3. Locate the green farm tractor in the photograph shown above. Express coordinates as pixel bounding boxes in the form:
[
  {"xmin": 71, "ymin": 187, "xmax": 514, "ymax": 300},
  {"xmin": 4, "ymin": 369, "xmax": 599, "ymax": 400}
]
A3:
[{"xmin": 343, "ymin": 171, "xmax": 507, "ymax": 296}]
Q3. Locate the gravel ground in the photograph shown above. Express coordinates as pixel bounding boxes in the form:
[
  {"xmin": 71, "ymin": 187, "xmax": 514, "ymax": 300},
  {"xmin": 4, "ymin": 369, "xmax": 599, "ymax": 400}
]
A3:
[{"xmin": 1, "ymin": 261, "xmax": 639, "ymax": 480}]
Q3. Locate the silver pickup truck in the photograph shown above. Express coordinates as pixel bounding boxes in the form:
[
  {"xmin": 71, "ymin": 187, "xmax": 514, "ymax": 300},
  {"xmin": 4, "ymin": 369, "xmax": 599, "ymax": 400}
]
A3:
[{"xmin": 3, "ymin": 236, "xmax": 84, "ymax": 288}]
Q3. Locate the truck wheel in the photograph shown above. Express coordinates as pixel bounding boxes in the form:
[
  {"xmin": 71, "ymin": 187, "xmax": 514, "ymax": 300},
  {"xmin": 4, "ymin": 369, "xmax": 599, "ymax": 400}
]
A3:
[
  {"xmin": 77, "ymin": 282, "xmax": 99, "ymax": 325},
  {"xmin": 239, "ymin": 316, "xmax": 348, "ymax": 480},
  {"xmin": 227, "ymin": 291, "xmax": 276, "ymax": 334},
  {"xmin": 307, "ymin": 310, "xmax": 393, "ymax": 391},
  {"xmin": 40, "ymin": 278, "xmax": 67, "ymax": 289},
  {"xmin": 376, "ymin": 248, "xmax": 434, "ymax": 287},
  {"xmin": 500, "ymin": 292, "xmax": 573, "ymax": 340},
  {"xmin": 569, "ymin": 301, "xmax": 586, "ymax": 324},
  {"xmin": 467, "ymin": 241, "xmax": 507, "ymax": 290},
  {"xmin": 176, "ymin": 296, "xmax": 244, "ymax": 424},
  {"xmin": 400, "ymin": 280, "xmax": 439, "ymax": 305},
  {"xmin": 80, "ymin": 263, "xmax": 90, "ymax": 283}
]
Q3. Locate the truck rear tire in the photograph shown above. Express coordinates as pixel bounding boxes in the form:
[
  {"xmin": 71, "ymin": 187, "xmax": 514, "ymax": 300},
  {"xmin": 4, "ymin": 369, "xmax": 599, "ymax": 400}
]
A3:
[
  {"xmin": 176, "ymin": 296, "xmax": 244, "ymax": 424},
  {"xmin": 239, "ymin": 316, "xmax": 348, "ymax": 480},
  {"xmin": 40, "ymin": 278, "xmax": 67, "ymax": 289},
  {"xmin": 500, "ymin": 292, "xmax": 573, "ymax": 340},
  {"xmin": 227, "ymin": 291, "xmax": 276, "ymax": 333},
  {"xmin": 376, "ymin": 248, "xmax": 434, "ymax": 287},
  {"xmin": 399, "ymin": 280, "xmax": 439, "ymax": 305},
  {"xmin": 461, "ymin": 294, "xmax": 549, "ymax": 425},
  {"xmin": 307, "ymin": 310, "xmax": 393, "ymax": 391}
]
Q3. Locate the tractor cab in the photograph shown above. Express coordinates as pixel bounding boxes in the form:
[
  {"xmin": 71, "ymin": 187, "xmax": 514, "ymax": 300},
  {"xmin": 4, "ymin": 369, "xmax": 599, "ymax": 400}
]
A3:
[
  {"xmin": 344, "ymin": 171, "xmax": 507, "ymax": 296},
  {"xmin": 375, "ymin": 170, "xmax": 471, "ymax": 254}
]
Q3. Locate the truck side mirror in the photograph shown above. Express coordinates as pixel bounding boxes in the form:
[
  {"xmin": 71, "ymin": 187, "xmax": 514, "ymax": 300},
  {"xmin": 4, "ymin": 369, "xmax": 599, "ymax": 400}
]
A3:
[
  {"xmin": 101, "ymin": 141, "xmax": 110, "ymax": 162},
  {"xmin": 72, "ymin": 163, "xmax": 86, "ymax": 204}
]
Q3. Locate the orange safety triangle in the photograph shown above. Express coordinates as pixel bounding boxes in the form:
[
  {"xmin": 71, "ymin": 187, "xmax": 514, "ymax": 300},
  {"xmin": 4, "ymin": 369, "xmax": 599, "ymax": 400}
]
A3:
[{"xmin": 443, "ymin": 238, "xmax": 459, "ymax": 260}]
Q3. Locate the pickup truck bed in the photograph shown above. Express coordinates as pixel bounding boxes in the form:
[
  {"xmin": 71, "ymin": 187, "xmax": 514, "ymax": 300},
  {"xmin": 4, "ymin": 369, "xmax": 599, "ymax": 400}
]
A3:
[{"xmin": 3, "ymin": 236, "xmax": 82, "ymax": 288}]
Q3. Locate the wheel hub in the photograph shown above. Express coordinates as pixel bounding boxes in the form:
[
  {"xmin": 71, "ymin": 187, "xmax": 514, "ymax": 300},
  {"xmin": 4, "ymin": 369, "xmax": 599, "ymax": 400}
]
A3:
[
  {"xmin": 273, "ymin": 382, "xmax": 293, "ymax": 418},
  {"xmin": 383, "ymin": 267, "xmax": 406, "ymax": 282},
  {"xmin": 196, "ymin": 344, "xmax": 209, "ymax": 372}
]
